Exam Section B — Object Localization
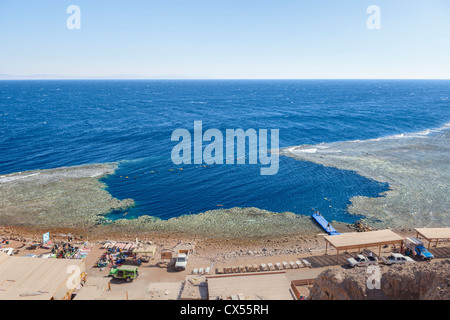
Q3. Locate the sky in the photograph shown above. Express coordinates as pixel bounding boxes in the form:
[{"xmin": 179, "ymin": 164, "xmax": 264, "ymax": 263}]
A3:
[{"xmin": 0, "ymin": 0, "xmax": 449, "ymax": 79}]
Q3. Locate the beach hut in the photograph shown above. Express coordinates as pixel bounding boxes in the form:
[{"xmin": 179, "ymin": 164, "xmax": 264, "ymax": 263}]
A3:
[{"xmin": 133, "ymin": 245, "xmax": 157, "ymax": 262}]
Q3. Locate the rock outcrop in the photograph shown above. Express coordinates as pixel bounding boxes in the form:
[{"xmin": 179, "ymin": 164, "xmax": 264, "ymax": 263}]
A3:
[{"xmin": 309, "ymin": 259, "xmax": 450, "ymax": 300}]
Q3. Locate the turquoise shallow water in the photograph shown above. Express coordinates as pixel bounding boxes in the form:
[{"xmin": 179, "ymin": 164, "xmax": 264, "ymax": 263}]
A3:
[{"xmin": 0, "ymin": 80, "xmax": 448, "ymax": 223}]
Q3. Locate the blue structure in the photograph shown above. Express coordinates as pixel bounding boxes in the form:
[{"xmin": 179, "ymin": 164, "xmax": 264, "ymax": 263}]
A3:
[{"xmin": 311, "ymin": 213, "xmax": 340, "ymax": 235}]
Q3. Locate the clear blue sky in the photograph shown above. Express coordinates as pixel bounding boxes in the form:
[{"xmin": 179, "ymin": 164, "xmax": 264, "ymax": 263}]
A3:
[{"xmin": 0, "ymin": 0, "xmax": 449, "ymax": 79}]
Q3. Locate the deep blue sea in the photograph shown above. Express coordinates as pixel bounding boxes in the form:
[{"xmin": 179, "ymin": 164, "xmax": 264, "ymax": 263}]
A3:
[{"xmin": 1, "ymin": 80, "xmax": 449, "ymax": 224}]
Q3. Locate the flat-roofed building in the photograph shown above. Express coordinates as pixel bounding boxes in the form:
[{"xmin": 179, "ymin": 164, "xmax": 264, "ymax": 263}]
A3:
[{"xmin": 0, "ymin": 253, "xmax": 86, "ymax": 300}]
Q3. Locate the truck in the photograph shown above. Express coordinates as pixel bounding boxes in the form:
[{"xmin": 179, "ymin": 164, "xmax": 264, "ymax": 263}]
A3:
[
  {"xmin": 174, "ymin": 249, "xmax": 189, "ymax": 271},
  {"xmin": 381, "ymin": 253, "xmax": 415, "ymax": 265},
  {"xmin": 347, "ymin": 254, "xmax": 378, "ymax": 268},
  {"xmin": 404, "ymin": 237, "xmax": 434, "ymax": 261}
]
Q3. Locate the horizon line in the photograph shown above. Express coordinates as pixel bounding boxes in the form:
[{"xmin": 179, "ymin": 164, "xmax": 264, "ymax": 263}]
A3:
[
  {"xmin": 0, "ymin": 74, "xmax": 449, "ymax": 81},
  {"xmin": 0, "ymin": 77, "xmax": 449, "ymax": 81}
]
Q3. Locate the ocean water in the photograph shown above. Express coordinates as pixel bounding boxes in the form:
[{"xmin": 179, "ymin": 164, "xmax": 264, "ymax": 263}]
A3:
[{"xmin": 0, "ymin": 80, "xmax": 449, "ymax": 224}]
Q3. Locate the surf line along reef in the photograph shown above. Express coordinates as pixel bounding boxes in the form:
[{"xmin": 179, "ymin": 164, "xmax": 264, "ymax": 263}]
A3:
[
  {"xmin": 281, "ymin": 124, "xmax": 450, "ymax": 229},
  {"xmin": 170, "ymin": 121, "xmax": 279, "ymax": 175}
]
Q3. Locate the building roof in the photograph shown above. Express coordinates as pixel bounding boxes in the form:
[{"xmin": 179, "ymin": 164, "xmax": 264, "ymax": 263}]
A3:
[
  {"xmin": 73, "ymin": 276, "xmax": 110, "ymax": 300},
  {"xmin": 0, "ymin": 254, "xmax": 85, "ymax": 300},
  {"xmin": 324, "ymin": 229, "xmax": 404, "ymax": 251},
  {"xmin": 145, "ymin": 281, "xmax": 184, "ymax": 300},
  {"xmin": 133, "ymin": 245, "xmax": 156, "ymax": 255},
  {"xmin": 0, "ymin": 252, "xmax": 9, "ymax": 265},
  {"xmin": 415, "ymin": 228, "xmax": 450, "ymax": 240},
  {"xmin": 206, "ymin": 271, "xmax": 294, "ymax": 300},
  {"xmin": 95, "ymin": 291, "xmax": 128, "ymax": 300}
]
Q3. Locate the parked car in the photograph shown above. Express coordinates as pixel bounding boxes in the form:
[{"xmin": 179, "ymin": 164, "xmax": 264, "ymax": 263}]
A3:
[
  {"xmin": 175, "ymin": 250, "xmax": 189, "ymax": 271},
  {"xmin": 108, "ymin": 266, "xmax": 139, "ymax": 282},
  {"xmin": 414, "ymin": 245, "xmax": 434, "ymax": 261},
  {"xmin": 381, "ymin": 253, "xmax": 415, "ymax": 265},
  {"xmin": 347, "ymin": 254, "xmax": 378, "ymax": 267},
  {"xmin": 404, "ymin": 237, "xmax": 434, "ymax": 261}
]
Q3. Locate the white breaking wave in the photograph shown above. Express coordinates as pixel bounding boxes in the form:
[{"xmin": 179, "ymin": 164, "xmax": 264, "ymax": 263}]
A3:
[{"xmin": 0, "ymin": 173, "xmax": 40, "ymax": 183}]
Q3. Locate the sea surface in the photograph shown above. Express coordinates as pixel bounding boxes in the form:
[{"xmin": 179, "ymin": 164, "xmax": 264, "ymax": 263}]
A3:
[{"xmin": 1, "ymin": 80, "xmax": 449, "ymax": 224}]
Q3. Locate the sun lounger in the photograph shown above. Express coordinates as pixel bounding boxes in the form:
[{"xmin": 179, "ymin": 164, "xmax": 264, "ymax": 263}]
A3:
[
  {"xmin": 123, "ymin": 243, "xmax": 132, "ymax": 251},
  {"xmin": 275, "ymin": 262, "xmax": 282, "ymax": 270},
  {"xmin": 104, "ymin": 242, "xmax": 115, "ymax": 249},
  {"xmin": 205, "ymin": 267, "xmax": 210, "ymax": 274},
  {"xmin": 295, "ymin": 260, "xmax": 303, "ymax": 268},
  {"xmin": 282, "ymin": 262, "xmax": 289, "ymax": 269},
  {"xmin": 290, "ymin": 261, "xmax": 297, "ymax": 269},
  {"xmin": 232, "ymin": 266, "xmax": 239, "ymax": 273},
  {"xmin": 260, "ymin": 263, "xmax": 268, "ymax": 271},
  {"xmin": 267, "ymin": 263, "xmax": 275, "ymax": 271},
  {"xmin": 238, "ymin": 265, "xmax": 246, "ymax": 272},
  {"xmin": 251, "ymin": 264, "xmax": 259, "ymax": 272},
  {"xmin": 192, "ymin": 268, "xmax": 198, "ymax": 274},
  {"xmin": 302, "ymin": 259, "xmax": 312, "ymax": 268},
  {"xmin": 199, "ymin": 267, "xmax": 204, "ymax": 274},
  {"xmin": 238, "ymin": 294, "xmax": 245, "ymax": 300}
]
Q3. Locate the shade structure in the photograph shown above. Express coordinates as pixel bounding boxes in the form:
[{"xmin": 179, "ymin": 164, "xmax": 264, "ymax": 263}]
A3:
[
  {"xmin": 324, "ymin": 229, "xmax": 404, "ymax": 256},
  {"xmin": 415, "ymin": 228, "xmax": 450, "ymax": 250}
]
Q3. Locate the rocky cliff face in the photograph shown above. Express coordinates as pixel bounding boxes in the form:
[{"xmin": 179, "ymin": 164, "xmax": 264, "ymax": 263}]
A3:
[{"xmin": 308, "ymin": 259, "xmax": 450, "ymax": 300}]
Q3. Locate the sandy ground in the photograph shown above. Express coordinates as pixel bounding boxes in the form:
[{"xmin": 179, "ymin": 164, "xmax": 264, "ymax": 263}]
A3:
[{"xmin": 1, "ymin": 223, "xmax": 436, "ymax": 300}]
